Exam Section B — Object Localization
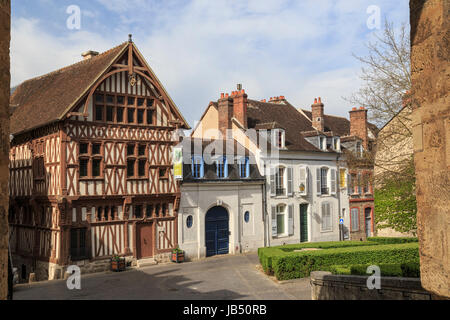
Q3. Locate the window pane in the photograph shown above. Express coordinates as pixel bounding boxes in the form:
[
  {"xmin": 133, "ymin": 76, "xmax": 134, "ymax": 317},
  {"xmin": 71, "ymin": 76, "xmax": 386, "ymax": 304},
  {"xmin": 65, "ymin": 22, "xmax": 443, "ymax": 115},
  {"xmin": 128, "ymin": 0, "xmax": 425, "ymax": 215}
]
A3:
[
  {"xmin": 95, "ymin": 106, "xmax": 103, "ymax": 121},
  {"xmin": 117, "ymin": 96, "xmax": 125, "ymax": 104},
  {"xmin": 127, "ymin": 160, "xmax": 135, "ymax": 177},
  {"xmin": 95, "ymin": 94, "xmax": 103, "ymax": 103},
  {"xmin": 127, "ymin": 144, "xmax": 135, "ymax": 156},
  {"xmin": 107, "ymin": 106, "xmax": 114, "ymax": 121},
  {"xmin": 128, "ymin": 97, "xmax": 135, "ymax": 105},
  {"xmin": 106, "ymin": 95, "xmax": 114, "ymax": 104},
  {"xmin": 147, "ymin": 99, "xmax": 154, "ymax": 107},
  {"xmin": 92, "ymin": 144, "xmax": 101, "ymax": 155},
  {"xmin": 92, "ymin": 159, "xmax": 101, "ymax": 177},
  {"xmin": 137, "ymin": 109, "xmax": 144, "ymax": 124},
  {"xmin": 277, "ymin": 214, "xmax": 285, "ymax": 234},
  {"xmin": 138, "ymin": 160, "xmax": 146, "ymax": 177},
  {"xmin": 80, "ymin": 143, "xmax": 88, "ymax": 154},
  {"xmin": 117, "ymin": 107, "xmax": 124, "ymax": 122},
  {"xmin": 127, "ymin": 108, "xmax": 135, "ymax": 123},
  {"xmin": 138, "ymin": 145, "xmax": 146, "ymax": 156},
  {"xmin": 80, "ymin": 159, "xmax": 88, "ymax": 177},
  {"xmin": 137, "ymin": 98, "xmax": 145, "ymax": 106},
  {"xmin": 134, "ymin": 205, "xmax": 142, "ymax": 218}
]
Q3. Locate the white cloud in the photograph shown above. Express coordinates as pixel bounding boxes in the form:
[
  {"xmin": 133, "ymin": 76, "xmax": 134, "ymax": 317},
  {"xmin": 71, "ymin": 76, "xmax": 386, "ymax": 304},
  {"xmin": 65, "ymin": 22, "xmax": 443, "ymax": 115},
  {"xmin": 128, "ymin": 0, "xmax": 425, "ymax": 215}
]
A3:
[{"xmin": 11, "ymin": 0, "xmax": 409, "ymax": 125}]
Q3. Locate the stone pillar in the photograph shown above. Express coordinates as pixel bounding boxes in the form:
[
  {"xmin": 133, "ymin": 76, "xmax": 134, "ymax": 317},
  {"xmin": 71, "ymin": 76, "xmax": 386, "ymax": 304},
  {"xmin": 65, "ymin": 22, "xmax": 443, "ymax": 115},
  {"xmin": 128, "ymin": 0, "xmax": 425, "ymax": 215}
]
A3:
[
  {"xmin": 410, "ymin": 0, "xmax": 450, "ymax": 298},
  {"xmin": 0, "ymin": 0, "xmax": 10, "ymax": 301}
]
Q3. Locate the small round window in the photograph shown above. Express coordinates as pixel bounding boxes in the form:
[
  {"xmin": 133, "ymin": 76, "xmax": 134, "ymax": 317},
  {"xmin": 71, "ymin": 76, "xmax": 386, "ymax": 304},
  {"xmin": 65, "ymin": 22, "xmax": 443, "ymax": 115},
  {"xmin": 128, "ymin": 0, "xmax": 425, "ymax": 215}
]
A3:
[
  {"xmin": 244, "ymin": 211, "xmax": 250, "ymax": 223},
  {"xmin": 186, "ymin": 215, "xmax": 193, "ymax": 228}
]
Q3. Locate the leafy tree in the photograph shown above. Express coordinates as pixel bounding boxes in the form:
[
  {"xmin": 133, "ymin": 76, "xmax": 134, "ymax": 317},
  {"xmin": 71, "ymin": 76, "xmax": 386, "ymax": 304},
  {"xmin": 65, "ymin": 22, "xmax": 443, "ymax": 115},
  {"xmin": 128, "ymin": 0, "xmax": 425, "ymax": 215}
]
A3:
[{"xmin": 374, "ymin": 159, "xmax": 417, "ymax": 236}]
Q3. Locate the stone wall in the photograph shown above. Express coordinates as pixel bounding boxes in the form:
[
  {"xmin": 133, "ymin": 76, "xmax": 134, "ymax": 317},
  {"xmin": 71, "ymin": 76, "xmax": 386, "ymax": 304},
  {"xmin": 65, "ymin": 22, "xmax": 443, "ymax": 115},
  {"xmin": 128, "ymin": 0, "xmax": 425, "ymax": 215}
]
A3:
[
  {"xmin": 410, "ymin": 0, "xmax": 450, "ymax": 298},
  {"xmin": 0, "ymin": 0, "xmax": 10, "ymax": 301},
  {"xmin": 310, "ymin": 271, "xmax": 432, "ymax": 300}
]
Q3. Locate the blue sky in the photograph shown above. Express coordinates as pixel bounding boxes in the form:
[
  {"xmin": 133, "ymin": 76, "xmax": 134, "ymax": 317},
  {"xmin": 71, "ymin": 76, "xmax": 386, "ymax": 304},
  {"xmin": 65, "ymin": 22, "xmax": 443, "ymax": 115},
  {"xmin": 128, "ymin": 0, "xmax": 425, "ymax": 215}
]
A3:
[{"xmin": 11, "ymin": 0, "xmax": 410, "ymax": 128}]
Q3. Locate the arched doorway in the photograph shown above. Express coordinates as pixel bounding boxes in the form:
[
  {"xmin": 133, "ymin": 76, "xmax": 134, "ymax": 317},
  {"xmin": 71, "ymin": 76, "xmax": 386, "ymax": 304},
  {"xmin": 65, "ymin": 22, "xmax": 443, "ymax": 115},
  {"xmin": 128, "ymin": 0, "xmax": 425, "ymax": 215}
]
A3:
[{"xmin": 205, "ymin": 206, "xmax": 229, "ymax": 257}]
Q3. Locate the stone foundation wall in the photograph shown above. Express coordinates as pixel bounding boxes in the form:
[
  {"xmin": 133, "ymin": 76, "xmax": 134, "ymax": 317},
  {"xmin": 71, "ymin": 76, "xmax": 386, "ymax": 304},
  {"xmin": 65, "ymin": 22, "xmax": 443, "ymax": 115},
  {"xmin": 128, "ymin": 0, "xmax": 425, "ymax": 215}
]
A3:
[
  {"xmin": 310, "ymin": 271, "xmax": 432, "ymax": 300},
  {"xmin": 410, "ymin": 0, "xmax": 450, "ymax": 298},
  {"xmin": 0, "ymin": 0, "xmax": 10, "ymax": 301}
]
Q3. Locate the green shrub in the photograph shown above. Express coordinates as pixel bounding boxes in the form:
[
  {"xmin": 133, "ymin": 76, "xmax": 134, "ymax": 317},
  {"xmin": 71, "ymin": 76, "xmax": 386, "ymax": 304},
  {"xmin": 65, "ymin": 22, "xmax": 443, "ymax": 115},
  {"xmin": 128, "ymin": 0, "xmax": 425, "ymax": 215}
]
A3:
[
  {"xmin": 401, "ymin": 261, "xmax": 421, "ymax": 277},
  {"xmin": 330, "ymin": 261, "xmax": 420, "ymax": 278},
  {"xmin": 258, "ymin": 241, "xmax": 379, "ymax": 274},
  {"xmin": 271, "ymin": 243, "xmax": 419, "ymax": 280},
  {"xmin": 350, "ymin": 263, "xmax": 403, "ymax": 277},
  {"xmin": 367, "ymin": 237, "xmax": 418, "ymax": 244}
]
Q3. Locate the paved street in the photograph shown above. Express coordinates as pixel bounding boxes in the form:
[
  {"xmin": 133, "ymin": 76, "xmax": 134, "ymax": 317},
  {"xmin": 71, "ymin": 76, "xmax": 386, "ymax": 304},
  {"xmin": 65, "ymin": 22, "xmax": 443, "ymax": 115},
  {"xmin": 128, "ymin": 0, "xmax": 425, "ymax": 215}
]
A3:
[{"xmin": 13, "ymin": 253, "xmax": 311, "ymax": 300}]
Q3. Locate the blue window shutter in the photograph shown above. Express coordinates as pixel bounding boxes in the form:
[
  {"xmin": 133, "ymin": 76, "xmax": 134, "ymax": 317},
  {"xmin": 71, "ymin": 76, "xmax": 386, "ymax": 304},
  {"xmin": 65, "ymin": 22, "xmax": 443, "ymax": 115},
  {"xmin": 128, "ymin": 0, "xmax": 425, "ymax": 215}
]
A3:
[
  {"xmin": 224, "ymin": 157, "xmax": 228, "ymax": 178},
  {"xmin": 245, "ymin": 157, "xmax": 250, "ymax": 178},
  {"xmin": 200, "ymin": 157, "xmax": 204, "ymax": 178}
]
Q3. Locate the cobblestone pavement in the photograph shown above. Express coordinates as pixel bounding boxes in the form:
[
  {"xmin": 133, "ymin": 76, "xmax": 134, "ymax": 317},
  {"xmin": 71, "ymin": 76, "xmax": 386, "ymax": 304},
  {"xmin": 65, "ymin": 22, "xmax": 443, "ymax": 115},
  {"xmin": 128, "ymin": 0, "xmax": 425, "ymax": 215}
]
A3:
[{"xmin": 13, "ymin": 253, "xmax": 311, "ymax": 300}]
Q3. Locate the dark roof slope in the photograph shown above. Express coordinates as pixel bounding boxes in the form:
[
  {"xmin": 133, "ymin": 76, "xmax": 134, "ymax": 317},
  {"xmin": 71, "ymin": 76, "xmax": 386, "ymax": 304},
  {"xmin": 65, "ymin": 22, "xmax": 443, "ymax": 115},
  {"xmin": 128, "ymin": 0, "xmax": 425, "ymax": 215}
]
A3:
[
  {"xmin": 247, "ymin": 100, "xmax": 321, "ymax": 152},
  {"xmin": 300, "ymin": 109, "xmax": 351, "ymax": 136},
  {"xmin": 10, "ymin": 42, "xmax": 128, "ymax": 134}
]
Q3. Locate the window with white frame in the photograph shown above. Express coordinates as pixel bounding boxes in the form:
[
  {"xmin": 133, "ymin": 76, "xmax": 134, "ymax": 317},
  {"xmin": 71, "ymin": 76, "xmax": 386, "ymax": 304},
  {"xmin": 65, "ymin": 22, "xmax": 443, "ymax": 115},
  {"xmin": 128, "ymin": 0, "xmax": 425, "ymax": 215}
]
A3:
[
  {"xmin": 320, "ymin": 167, "xmax": 329, "ymax": 194},
  {"xmin": 275, "ymin": 166, "xmax": 286, "ymax": 196},
  {"xmin": 333, "ymin": 137, "xmax": 341, "ymax": 151},
  {"xmin": 321, "ymin": 202, "xmax": 332, "ymax": 231},
  {"xmin": 276, "ymin": 204, "xmax": 286, "ymax": 235},
  {"xmin": 299, "ymin": 166, "xmax": 309, "ymax": 195},
  {"xmin": 319, "ymin": 136, "xmax": 326, "ymax": 150}
]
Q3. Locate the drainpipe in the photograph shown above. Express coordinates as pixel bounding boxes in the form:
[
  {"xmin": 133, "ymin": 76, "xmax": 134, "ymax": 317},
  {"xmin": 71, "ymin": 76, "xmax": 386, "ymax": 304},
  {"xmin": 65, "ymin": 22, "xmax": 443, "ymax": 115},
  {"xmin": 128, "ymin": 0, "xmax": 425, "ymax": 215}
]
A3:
[
  {"xmin": 262, "ymin": 162, "xmax": 268, "ymax": 247},
  {"xmin": 336, "ymin": 154, "xmax": 343, "ymax": 241}
]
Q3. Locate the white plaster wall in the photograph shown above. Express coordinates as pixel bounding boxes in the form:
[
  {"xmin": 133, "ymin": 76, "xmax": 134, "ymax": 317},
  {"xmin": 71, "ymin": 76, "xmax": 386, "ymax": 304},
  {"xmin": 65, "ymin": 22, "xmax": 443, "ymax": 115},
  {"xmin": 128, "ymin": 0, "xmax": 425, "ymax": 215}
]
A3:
[
  {"xmin": 264, "ymin": 151, "xmax": 349, "ymax": 247},
  {"xmin": 179, "ymin": 182, "xmax": 264, "ymax": 260}
]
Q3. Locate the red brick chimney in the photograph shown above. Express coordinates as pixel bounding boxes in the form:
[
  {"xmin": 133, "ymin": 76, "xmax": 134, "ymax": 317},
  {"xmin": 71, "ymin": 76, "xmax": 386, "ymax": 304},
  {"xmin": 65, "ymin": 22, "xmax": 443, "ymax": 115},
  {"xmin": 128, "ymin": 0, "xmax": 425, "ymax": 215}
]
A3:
[
  {"xmin": 232, "ymin": 88, "xmax": 248, "ymax": 128},
  {"xmin": 349, "ymin": 107, "xmax": 368, "ymax": 149},
  {"xmin": 311, "ymin": 97, "xmax": 325, "ymax": 132},
  {"xmin": 218, "ymin": 93, "xmax": 233, "ymax": 138}
]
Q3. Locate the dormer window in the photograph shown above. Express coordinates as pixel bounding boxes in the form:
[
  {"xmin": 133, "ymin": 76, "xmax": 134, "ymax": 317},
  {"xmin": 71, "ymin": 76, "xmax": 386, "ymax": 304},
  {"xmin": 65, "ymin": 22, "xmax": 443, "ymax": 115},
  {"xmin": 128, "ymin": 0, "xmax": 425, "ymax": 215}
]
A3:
[
  {"xmin": 191, "ymin": 156, "xmax": 204, "ymax": 179},
  {"xmin": 319, "ymin": 136, "xmax": 326, "ymax": 150},
  {"xmin": 356, "ymin": 141, "xmax": 363, "ymax": 156},
  {"xmin": 272, "ymin": 129, "xmax": 285, "ymax": 149},
  {"xmin": 333, "ymin": 137, "xmax": 341, "ymax": 151},
  {"xmin": 238, "ymin": 157, "xmax": 250, "ymax": 178},
  {"xmin": 215, "ymin": 156, "xmax": 228, "ymax": 179}
]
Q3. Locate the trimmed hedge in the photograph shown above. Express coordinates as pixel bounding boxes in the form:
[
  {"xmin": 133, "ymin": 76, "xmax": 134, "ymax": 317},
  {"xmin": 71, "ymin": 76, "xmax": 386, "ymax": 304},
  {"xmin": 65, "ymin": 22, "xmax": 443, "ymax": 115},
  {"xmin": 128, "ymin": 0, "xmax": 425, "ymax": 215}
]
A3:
[
  {"xmin": 258, "ymin": 241, "xmax": 379, "ymax": 275},
  {"xmin": 267, "ymin": 243, "xmax": 419, "ymax": 280},
  {"xmin": 367, "ymin": 237, "xmax": 418, "ymax": 244},
  {"xmin": 329, "ymin": 261, "xmax": 420, "ymax": 278}
]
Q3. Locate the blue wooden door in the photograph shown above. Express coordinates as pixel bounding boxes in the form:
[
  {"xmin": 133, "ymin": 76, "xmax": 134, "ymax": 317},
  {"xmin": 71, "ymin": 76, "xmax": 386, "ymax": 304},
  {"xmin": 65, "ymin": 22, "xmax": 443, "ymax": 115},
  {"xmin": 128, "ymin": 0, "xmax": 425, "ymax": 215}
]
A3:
[{"xmin": 205, "ymin": 206, "xmax": 229, "ymax": 257}]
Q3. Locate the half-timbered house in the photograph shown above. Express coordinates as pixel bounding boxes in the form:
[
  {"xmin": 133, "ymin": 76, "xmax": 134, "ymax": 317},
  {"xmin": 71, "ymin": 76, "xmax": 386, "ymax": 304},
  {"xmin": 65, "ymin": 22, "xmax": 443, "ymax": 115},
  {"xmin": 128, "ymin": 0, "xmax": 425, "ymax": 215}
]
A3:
[{"xmin": 9, "ymin": 37, "xmax": 190, "ymax": 281}]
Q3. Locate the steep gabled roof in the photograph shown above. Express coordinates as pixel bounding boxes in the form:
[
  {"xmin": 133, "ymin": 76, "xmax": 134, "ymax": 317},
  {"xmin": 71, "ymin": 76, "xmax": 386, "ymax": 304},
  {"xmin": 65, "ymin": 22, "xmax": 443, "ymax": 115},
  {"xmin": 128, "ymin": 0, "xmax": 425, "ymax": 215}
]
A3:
[
  {"xmin": 10, "ymin": 43, "xmax": 128, "ymax": 135},
  {"xmin": 10, "ymin": 41, "xmax": 190, "ymax": 135}
]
